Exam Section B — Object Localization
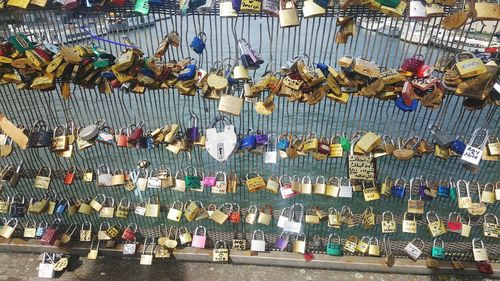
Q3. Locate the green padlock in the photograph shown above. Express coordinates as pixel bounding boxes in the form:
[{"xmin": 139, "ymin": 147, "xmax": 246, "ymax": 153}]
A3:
[
  {"xmin": 340, "ymin": 136, "xmax": 351, "ymax": 152},
  {"xmin": 450, "ymin": 185, "xmax": 457, "ymax": 200},
  {"xmin": 94, "ymin": 60, "xmax": 110, "ymax": 69},
  {"xmin": 431, "ymin": 238, "xmax": 446, "ymax": 260},
  {"xmin": 8, "ymin": 34, "xmax": 34, "ymax": 53},
  {"xmin": 134, "ymin": 0, "xmax": 149, "ymax": 15},
  {"xmin": 376, "ymin": 0, "xmax": 400, "ymax": 8},
  {"xmin": 185, "ymin": 166, "xmax": 201, "ymax": 190},
  {"xmin": 326, "ymin": 234, "xmax": 343, "ymax": 256}
]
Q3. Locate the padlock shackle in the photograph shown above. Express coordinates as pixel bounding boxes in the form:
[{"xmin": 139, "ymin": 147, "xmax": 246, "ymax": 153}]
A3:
[
  {"xmin": 328, "ymin": 233, "xmax": 341, "ymax": 244},
  {"xmin": 456, "ymin": 179, "xmax": 470, "ymax": 197},
  {"xmin": 252, "ymin": 229, "xmax": 265, "ymax": 240},
  {"xmin": 426, "ymin": 211, "xmax": 440, "ymax": 223},
  {"xmin": 288, "ymin": 203, "xmax": 304, "ymax": 222},
  {"xmin": 37, "ymin": 167, "xmax": 52, "ymax": 177},
  {"xmin": 328, "ymin": 207, "xmax": 338, "ymax": 215},
  {"xmin": 382, "ymin": 211, "xmax": 394, "ymax": 222},
  {"xmin": 472, "ymin": 238, "xmax": 485, "ymax": 249},
  {"xmin": 194, "ymin": 226, "xmax": 206, "ymax": 236},
  {"xmin": 214, "ymin": 240, "xmax": 227, "ymax": 249},
  {"xmin": 483, "ymin": 213, "xmax": 499, "ymax": 224},
  {"xmin": 368, "ymin": 237, "xmax": 379, "ymax": 246},
  {"xmin": 410, "ymin": 238, "xmax": 425, "ymax": 250},
  {"xmin": 279, "ymin": 175, "xmax": 292, "ymax": 186},
  {"xmin": 168, "ymin": 226, "xmax": 179, "ymax": 239},
  {"xmin": 433, "ymin": 237, "xmax": 444, "ymax": 248},
  {"xmin": 403, "ymin": 212, "xmax": 416, "ymax": 221},
  {"xmin": 143, "ymin": 237, "xmax": 155, "ymax": 255},
  {"xmin": 448, "ymin": 211, "xmax": 461, "ymax": 222},
  {"xmin": 81, "ymin": 221, "xmax": 92, "ymax": 231}
]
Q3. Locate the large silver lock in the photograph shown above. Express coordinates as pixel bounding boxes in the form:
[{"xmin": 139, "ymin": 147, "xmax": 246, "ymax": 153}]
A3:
[
  {"xmin": 404, "ymin": 238, "xmax": 425, "ymax": 261},
  {"xmin": 461, "ymin": 128, "xmax": 489, "ymax": 171},
  {"xmin": 205, "ymin": 116, "xmax": 238, "ymax": 162}
]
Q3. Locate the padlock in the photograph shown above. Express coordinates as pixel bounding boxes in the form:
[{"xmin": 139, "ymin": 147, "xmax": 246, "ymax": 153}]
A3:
[
  {"xmin": 140, "ymin": 237, "xmax": 155, "ymax": 265},
  {"xmin": 404, "ymin": 238, "xmax": 425, "ymax": 261},
  {"xmin": 135, "ymin": 169, "xmax": 149, "ymax": 191},
  {"xmin": 28, "ymin": 121, "xmax": 52, "ymax": 148},
  {"xmin": 166, "ymin": 201, "xmax": 183, "ymax": 222},
  {"xmin": 127, "ymin": 121, "xmax": 144, "ymax": 145},
  {"xmin": 36, "ymin": 221, "xmax": 48, "ymax": 239},
  {"xmin": 60, "ymin": 223, "xmax": 78, "ymax": 244},
  {"xmin": 212, "ymin": 241, "xmax": 229, "ymax": 262},
  {"xmin": 250, "ymin": 229, "xmax": 266, "ymax": 252},
  {"xmin": 171, "ymin": 170, "xmax": 186, "ymax": 192},
  {"xmin": 50, "ymin": 125, "xmax": 68, "ymax": 151},
  {"xmin": 120, "ymin": 223, "xmax": 137, "ymax": 242},
  {"xmin": 115, "ymin": 198, "xmax": 130, "ymax": 219},
  {"xmin": 246, "ymin": 172, "xmax": 266, "ymax": 192},
  {"xmin": 326, "ymin": 234, "xmax": 343, "ymax": 256},
  {"xmin": 479, "ymin": 182, "xmax": 496, "ymax": 203},
  {"xmin": 228, "ymin": 203, "xmax": 241, "ymax": 223},
  {"xmin": 111, "ymin": 169, "xmax": 125, "ymax": 186},
  {"xmin": 426, "ymin": 211, "xmax": 447, "ymax": 237},
  {"xmin": 402, "ymin": 212, "xmax": 417, "ymax": 233},
  {"xmin": 461, "ymin": 128, "xmax": 489, "ymax": 171},
  {"xmin": 283, "ymin": 203, "xmax": 304, "ymax": 234},
  {"xmin": 99, "ymin": 197, "xmax": 115, "ymax": 218},
  {"xmin": 300, "ymin": 176, "xmax": 313, "ymax": 194},
  {"xmin": 279, "ymin": 0, "xmax": 300, "ymax": 28},
  {"xmin": 8, "ymin": 161, "xmax": 22, "ymax": 188},
  {"xmin": 428, "ymin": 124, "xmax": 454, "ymax": 147},
  {"xmin": 472, "ymin": 238, "xmax": 488, "ymax": 261},
  {"xmin": 191, "ymin": 226, "xmax": 207, "ymax": 248},
  {"xmin": 97, "ymin": 164, "xmax": 112, "ymax": 187},
  {"xmin": 344, "ymin": 236, "xmax": 358, "ymax": 253},
  {"xmin": 437, "ymin": 179, "xmax": 450, "ymax": 197},
  {"xmin": 55, "ymin": 198, "xmax": 68, "ymax": 215},
  {"xmin": 87, "ymin": 238, "xmax": 100, "ymax": 260},
  {"xmin": 340, "ymin": 206, "xmax": 356, "ymax": 228},
  {"xmin": 0, "ymin": 195, "xmax": 9, "ymax": 214},
  {"xmin": 362, "ymin": 181, "xmax": 380, "ymax": 201},
  {"xmin": 28, "ymin": 197, "xmax": 48, "ymax": 214},
  {"xmin": 209, "ymin": 203, "xmax": 232, "ymax": 224},
  {"xmin": 431, "ymin": 238, "xmax": 446, "ymax": 260},
  {"xmin": 0, "ymin": 218, "xmax": 16, "ymax": 239},
  {"xmin": 275, "ymin": 232, "xmax": 289, "ymax": 251},
  {"xmin": 381, "ymin": 211, "xmax": 396, "ymax": 233},
  {"xmin": 33, "ymin": 167, "xmax": 52, "ymax": 189},
  {"xmin": 257, "ymin": 205, "xmax": 273, "ymax": 225},
  {"xmin": 89, "ymin": 194, "xmax": 106, "ymax": 212},
  {"xmin": 338, "ymin": 177, "xmax": 353, "ymax": 198},
  {"xmin": 483, "ymin": 213, "xmax": 499, "ymax": 238},
  {"xmin": 327, "ymin": 207, "xmax": 341, "ymax": 228},
  {"xmin": 145, "ymin": 195, "xmax": 160, "ymax": 218},
  {"xmin": 447, "ymin": 212, "xmax": 462, "ymax": 233},
  {"xmin": 407, "ymin": 177, "xmax": 424, "ymax": 214},
  {"xmin": 40, "ymin": 219, "xmax": 61, "ymax": 245},
  {"xmin": 184, "ymin": 166, "xmax": 201, "ymax": 190},
  {"xmin": 204, "ymin": 118, "xmax": 237, "ymax": 162},
  {"xmin": 24, "ymin": 220, "xmax": 37, "ymax": 238},
  {"xmin": 63, "ymin": 167, "xmax": 76, "ymax": 186},
  {"xmin": 134, "ymin": 201, "xmax": 147, "ymax": 216},
  {"xmin": 82, "ymin": 168, "xmax": 94, "ymax": 183},
  {"xmin": 279, "ymin": 175, "xmax": 297, "ymax": 199},
  {"xmin": 356, "ymin": 236, "xmax": 370, "ymax": 254},
  {"xmin": 78, "ymin": 197, "xmax": 94, "ymax": 215},
  {"xmin": 456, "ymin": 179, "xmax": 472, "ymax": 208},
  {"xmin": 276, "ymin": 207, "xmax": 290, "ymax": 229},
  {"xmin": 305, "ymin": 208, "xmax": 320, "ymax": 224},
  {"xmin": 367, "ymin": 238, "xmax": 380, "ymax": 256},
  {"xmin": 264, "ymin": 134, "xmax": 278, "ymax": 164},
  {"xmin": 312, "ymin": 176, "xmax": 326, "ymax": 194},
  {"xmin": 325, "ymin": 177, "xmax": 340, "ymax": 197},
  {"xmin": 190, "ymin": 32, "xmax": 207, "ymax": 54},
  {"xmin": 10, "ymin": 193, "xmax": 26, "ymax": 218},
  {"xmin": 292, "ymin": 233, "xmax": 307, "ymax": 254},
  {"xmin": 80, "ymin": 222, "xmax": 92, "ymax": 242}
]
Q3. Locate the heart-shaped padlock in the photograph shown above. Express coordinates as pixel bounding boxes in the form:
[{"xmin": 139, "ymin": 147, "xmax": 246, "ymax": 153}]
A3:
[{"xmin": 205, "ymin": 116, "xmax": 238, "ymax": 162}]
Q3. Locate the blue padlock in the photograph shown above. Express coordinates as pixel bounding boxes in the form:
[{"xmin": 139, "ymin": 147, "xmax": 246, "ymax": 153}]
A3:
[
  {"xmin": 225, "ymin": 66, "xmax": 238, "ymax": 85},
  {"xmin": 101, "ymin": 71, "xmax": 116, "ymax": 80},
  {"xmin": 149, "ymin": 0, "xmax": 163, "ymax": 6},
  {"xmin": 232, "ymin": 0, "xmax": 241, "ymax": 11},
  {"xmin": 450, "ymin": 136, "xmax": 466, "ymax": 155},
  {"xmin": 36, "ymin": 221, "xmax": 47, "ymax": 238},
  {"xmin": 437, "ymin": 182, "xmax": 450, "ymax": 198},
  {"xmin": 316, "ymin": 63, "xmax": 329, "ymax": 77},
  {"xmin": 313, "ymin": 0, "xmax": 329, "ymax": 8},
  {"xmin": 190, "ymin": 32, "xmax": 207, "ymax": 55},
  {"xmin": 240, "ymin": 130, "xmax": 256, "ymax": 150},
  {"xmin": 277, "ymin": 134, "xmax": 290, "ymax": 150},
  {"xmin": 391, "ymin": 178, "xmax": 406, "ymax": 198},
  {"xmin": 55, "ymin": 199, "xmax": 67, "ymax": 215},
  {"xmin": 146, "ymin": 134, "xmax": 155, "ymax": 150},
  {"xmin": 395, "ymin": 97, "xmax": 418, "ymax": 112},
  {"xmin": 178, "ymin": 64, "xmax": 197, "ymax": 81}
]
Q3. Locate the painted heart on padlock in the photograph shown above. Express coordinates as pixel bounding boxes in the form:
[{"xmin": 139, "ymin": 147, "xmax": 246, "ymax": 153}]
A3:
[{"xmin": 206, "ymin": 125, "xmax": 238, "ymax": 162}]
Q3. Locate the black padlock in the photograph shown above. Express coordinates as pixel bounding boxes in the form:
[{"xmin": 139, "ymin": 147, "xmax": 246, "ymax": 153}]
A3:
[
  {"xmin": 136, "ymin": 135, "xmax": 148, "ymax": 149},
  {"xmin": 10, "ymin": 193, "xmax": 26, "ymax": 218},
  {"xmin": 241, "ymin": 54, "xmax": 260, "ymax": 69},
  {"xmin": 28, "ymin": 121, "xmax": 53, "ymax": 148}
]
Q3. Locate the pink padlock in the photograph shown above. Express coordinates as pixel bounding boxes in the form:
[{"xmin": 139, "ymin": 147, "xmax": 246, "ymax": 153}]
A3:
[
  {"xmin": 280, "ymin": 175, "xmax": 297, "ymax": 199},
  {"xmin": 417, "ymin": 64, "xmax": 434, "ymax": 78},
  {"xmin": 203, "ymin": 175, "xmax": 217, "ymax": 187},
  {"xmin": 191, "ymin": 226, "xmax": 207, "ymax": 248}
]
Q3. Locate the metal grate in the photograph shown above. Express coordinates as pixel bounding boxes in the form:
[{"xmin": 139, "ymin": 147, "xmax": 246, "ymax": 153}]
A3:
[{"xmin": 0, "ymin": 5, "xmax": 499, "ymax": 262}]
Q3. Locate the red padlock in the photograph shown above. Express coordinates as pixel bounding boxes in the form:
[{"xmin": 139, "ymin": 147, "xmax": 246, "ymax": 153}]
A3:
[
  {"xmin": 64, "ymin": 167, "xmax": 76, "ymax": 185},
  {"xmin": 40, "ymin": 219, "xmax": 60, "ymax": 245},
  {"xmin": 447, "ymin": 212, "xmax": 462, "ymax": 233},
  {"xmin": 116, "ymin": 128, "xmax": 128, "ymax": 147},
  {"xmin": 400, "ymin": 54, "xmax": 425, "ymax": 75},
  {"xmin": 33, "ymin": 47, "xmax": 52, "ymax": 62},
  {"xmin": 127, "ymin": 121, "xmax": 144, "ymax": 145},
  {"xmin": 417, "ymin": 64, "xmax": 434, "ymax": 78},
  {"xmin": 478, "ymin": 261, "xmax": 493, "ymax": 274},
  {"xmin": 228, "ymin": 203, "xmax": 241, "ymax": 223},
  {"xmin": 110, "ymin": 79, "xmax": 122, "ymax": 88},
  {"xmin": 121, "ymin": 223, "xmax": 137, "ymax": 241}
]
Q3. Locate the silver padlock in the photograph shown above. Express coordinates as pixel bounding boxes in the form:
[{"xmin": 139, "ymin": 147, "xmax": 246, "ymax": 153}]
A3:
[
  {"xmin": 461, "ymin": 128, "xmax": 489, "ymax": 172},
  {"xmin": 404, "ymin": 238, "xmax": 425, "ymax": 261},
  {"xmin": 283, "ymin": 203, "xmax": 304, "ymax": 234}
]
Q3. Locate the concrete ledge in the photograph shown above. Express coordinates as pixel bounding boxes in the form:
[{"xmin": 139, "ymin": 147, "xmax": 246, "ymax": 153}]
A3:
[{"xmin": 0, "ymin": 238, "xmax": 498, "ymax": 277}]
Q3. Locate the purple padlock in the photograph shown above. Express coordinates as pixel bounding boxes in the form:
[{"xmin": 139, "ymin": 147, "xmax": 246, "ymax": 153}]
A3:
[
  {"xmin": 186, "ymin": 112, "xmax": 200, "ymax": 142},
  {"xmin": 275, "ymin": 233, "xmax": 289, "ymax": 251},
  {"xmin": 418, "ymin": 177, "xmax": 432, "ymax": 200},
  {"xmin": 255, "ymin": 131, "xmax": 269, "ymax": 146}
]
